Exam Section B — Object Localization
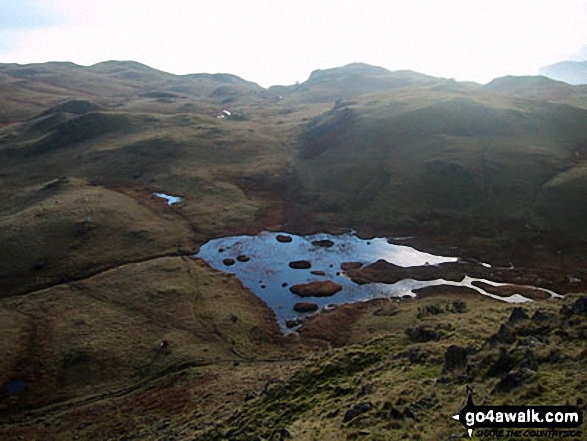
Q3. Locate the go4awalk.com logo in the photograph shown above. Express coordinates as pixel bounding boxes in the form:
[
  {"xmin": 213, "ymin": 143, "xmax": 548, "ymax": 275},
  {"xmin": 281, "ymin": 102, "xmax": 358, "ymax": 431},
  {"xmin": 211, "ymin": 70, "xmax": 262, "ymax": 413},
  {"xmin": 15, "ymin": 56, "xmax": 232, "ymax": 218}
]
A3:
[{"xmin": 452, "ymin": 387, "xmax": 583, "ymax": 438}]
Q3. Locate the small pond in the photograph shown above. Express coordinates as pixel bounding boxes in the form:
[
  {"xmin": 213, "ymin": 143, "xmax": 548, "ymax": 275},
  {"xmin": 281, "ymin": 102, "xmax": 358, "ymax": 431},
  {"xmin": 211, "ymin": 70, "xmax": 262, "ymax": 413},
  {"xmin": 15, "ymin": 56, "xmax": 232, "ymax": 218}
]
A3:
[
  {"xmin": 153, "ymin": 192, "xmax": 183, "ymax": 205},
  {"xmin": 195, "ymin": 232, "xmax": 556, "ymax": 330}
]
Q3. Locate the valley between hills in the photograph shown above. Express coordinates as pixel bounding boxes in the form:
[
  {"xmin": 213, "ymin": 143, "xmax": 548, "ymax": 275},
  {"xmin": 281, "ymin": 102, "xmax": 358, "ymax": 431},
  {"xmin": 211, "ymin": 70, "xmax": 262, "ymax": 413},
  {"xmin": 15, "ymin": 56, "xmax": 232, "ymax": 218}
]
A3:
[{"xmin": 0, "ymin": 61, "xmax": 586, "ymax": 440}]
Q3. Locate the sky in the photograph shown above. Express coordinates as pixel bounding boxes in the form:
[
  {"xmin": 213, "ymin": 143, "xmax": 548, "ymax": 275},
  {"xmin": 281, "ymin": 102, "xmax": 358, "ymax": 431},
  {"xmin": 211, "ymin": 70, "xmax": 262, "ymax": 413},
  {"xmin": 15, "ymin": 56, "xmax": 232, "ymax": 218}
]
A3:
[{"xmin": 1, "ymin": 0, "xmax": 586, "ymax": 88}]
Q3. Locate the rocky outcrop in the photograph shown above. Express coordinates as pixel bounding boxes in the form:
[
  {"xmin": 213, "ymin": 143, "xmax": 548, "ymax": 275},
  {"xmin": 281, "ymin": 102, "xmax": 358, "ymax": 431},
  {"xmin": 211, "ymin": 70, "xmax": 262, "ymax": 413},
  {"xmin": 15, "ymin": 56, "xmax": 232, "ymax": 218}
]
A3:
[
  {"xmin": 290, "ymin": 281, "xmax": 342, "ymax": 297},
  {"xmin": 340, "ymin": 262, "xmax": 363, "ymax": 271},
  {"xmin": 347, "ymin": 260, "xmax": 467, "ymax": 285},
  {"xmin": 508, "ymin": 307, "xmax": 529, "ymax": 323},
  {"xmin": 471, "ymin": 281, "xmax": 551, "ymax": 300},
  {"xmin": 487, "ymin": 323, "xmax": 516, "ymax": 346},
  {"xmin": 412, "ymin": 285, "xmax": 481, "ymax": 298},
  {"xmin": 443, "ymin": 345, "xmax": 468, "ymax": 373}
]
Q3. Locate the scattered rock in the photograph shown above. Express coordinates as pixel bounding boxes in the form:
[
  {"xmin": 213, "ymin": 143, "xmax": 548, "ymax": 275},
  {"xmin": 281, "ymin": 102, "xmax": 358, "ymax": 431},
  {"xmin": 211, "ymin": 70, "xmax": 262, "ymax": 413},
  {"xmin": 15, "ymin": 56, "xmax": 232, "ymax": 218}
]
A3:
[
  {"xmin": 293, "ymin": 302, "xmax": 319, "ymax": 313},
  {"xmin": 343, "ymin": 402, "xmax": 373, "ymax": 422},
  {"xmin": 341, "ymin": 262, "xmax": 363, "ymax": 270},
  {"xmin": 494, "ymin": 368, "xmax": 536, "ymax": 393},
  {"xmin": 288, "ymin": 260, "xmax": 312, "ymax": 269},
  {"xmin": 223, "ymin": 258, "xmax": 235, "ymax": 266},
  {"xmin": 487, "ymin": 323, "xmax": 516, "ymax": 346},
  {"xmin": 405, "ymin": 325, "xmax": 441, "ymax": 343},
  {"xmin": 486, "ymin": 349, "xmax": 516, "ymax": 378},
  {"xmin": 236, "ymin": 255, "xmax": 250, "ymax": 262},
  {"xmin": 285, "ymin": 318, "xmax": 303, "ymax": 328},
  {"xmin": 326, "ymin": 409, "xmax": 340, "ymax": 418},
  {"xmin": 276, "ymin": 235, "xmax": 293, "ymax": 243},
  {"xmin": 443, "ymin": 345, "xmax": 468, "ymax": 373},
  {"xmin": 290, "ymin": 280, "xmax": 342, "ymax": 297},
  {"xmin": 508, "ymin": 307, "xmax": 529, "ymax": 324},
  {"xmin": 531, "ymin": 309, "xmax": 550, "ymax": 323},
  {"xmin": 312, "ymin": 239, "xmax": 334, "ymax": 248}
]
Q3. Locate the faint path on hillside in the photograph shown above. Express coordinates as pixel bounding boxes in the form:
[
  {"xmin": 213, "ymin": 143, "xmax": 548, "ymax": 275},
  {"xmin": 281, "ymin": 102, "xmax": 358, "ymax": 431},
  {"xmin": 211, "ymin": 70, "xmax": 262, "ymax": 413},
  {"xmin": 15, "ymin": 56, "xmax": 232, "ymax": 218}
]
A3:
[{"xmin": 2, "ymin": 250, "xmax": 198, "ymax": 300}]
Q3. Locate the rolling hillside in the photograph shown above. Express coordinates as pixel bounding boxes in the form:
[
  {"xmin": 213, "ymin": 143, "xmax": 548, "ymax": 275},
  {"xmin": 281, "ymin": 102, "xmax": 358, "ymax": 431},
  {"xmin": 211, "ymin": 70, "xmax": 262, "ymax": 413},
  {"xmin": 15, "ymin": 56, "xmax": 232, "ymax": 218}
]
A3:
[{"xmin": 1, "ymin": 61, "xmax": 587, "ymax": 440}]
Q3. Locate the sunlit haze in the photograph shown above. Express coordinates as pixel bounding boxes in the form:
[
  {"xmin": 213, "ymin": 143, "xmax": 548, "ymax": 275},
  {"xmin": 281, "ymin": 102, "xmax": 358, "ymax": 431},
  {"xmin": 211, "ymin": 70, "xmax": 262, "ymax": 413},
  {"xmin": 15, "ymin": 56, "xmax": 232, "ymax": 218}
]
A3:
[{"xmin": 1, "ymin": 0, "xmax": 586, "ymax": 87}]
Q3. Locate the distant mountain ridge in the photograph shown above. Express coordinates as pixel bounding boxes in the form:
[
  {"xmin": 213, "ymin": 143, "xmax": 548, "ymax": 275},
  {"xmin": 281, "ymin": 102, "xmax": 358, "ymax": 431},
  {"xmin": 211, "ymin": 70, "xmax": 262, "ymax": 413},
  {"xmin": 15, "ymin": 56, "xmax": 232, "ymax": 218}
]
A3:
[{"xmin": 539, "ymin": 60, "xmax": 587, "ymax": 85}]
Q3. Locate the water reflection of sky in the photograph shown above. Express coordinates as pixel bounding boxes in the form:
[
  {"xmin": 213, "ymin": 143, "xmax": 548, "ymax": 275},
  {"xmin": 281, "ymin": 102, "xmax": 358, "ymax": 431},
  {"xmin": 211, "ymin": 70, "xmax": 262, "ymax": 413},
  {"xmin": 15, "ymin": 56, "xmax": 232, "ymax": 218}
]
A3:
[
  {"xmin": 195, "ymin": 232, "xmax": 556, "ymax": 330},
  {"xmin": 196, "ymin": 232, "xmax": 458, "ymax": 327},
  {"xmin": 153, "ymin": 192, "xmax": 183, "ymax": 205}
]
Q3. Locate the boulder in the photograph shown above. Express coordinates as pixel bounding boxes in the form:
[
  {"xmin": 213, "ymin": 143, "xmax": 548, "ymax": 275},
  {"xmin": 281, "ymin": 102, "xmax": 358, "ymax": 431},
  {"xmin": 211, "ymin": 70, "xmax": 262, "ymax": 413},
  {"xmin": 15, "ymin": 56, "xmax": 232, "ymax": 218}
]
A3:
[
  {"xmin": 487, "ymin": 323, "xmax": 516, "ymax": 346},
  {"xmin": 405, "ymin": 325, "xmax": 441, "ymax": 343},
  {"xmin": 236, "ymin": 255, "xmax": 250, "ymax": 262},
  {"xmin": 443, "ymin": 345, "xmax": 468, "ymax": 373},
  {"xmin": 311, "ymin": 270, "xmax": 326, "ymax": 276},
  {"xmin": 276, "ymin": 235, "xmax": 293, "ymax": 243},
  {"xmin": 293, "ymin": 302, "xmax": 319, "ymax": 313},
  {"xmin": 290, "ymin": 281, "xmax": 342, "ymax": 297},
  {"xmin": 288, "ymin": 260, "xmax": 312, "ymax": 269},
  {"xmin": 223, "ymin": 258, "xmax": 235, "ymax": 266},
  {"xmin": 508, "ymin": 307, "xmax": 529, "ymax": 324}
]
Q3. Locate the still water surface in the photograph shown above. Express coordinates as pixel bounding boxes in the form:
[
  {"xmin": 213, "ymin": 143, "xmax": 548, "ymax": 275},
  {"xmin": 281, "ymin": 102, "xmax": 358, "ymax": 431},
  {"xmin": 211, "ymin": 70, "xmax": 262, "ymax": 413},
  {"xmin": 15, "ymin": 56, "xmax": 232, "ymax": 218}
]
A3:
[{"xmin": 195, "ymin": 232, "xmax": 552, "ymax": 329}]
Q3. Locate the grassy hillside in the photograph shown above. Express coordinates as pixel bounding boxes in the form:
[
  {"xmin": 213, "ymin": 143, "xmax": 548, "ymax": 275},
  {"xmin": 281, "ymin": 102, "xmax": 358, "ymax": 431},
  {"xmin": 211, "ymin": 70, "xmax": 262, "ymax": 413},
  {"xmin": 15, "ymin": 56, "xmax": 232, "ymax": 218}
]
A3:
[
  {"xmin": 290, "ymin": 86, "xmax": 587, "ymax": 242},
  {"xmin": 1, "ymin": 61, "xmax": 586, "ymax": 440},
  {"xmin": 0, "ymin": 256, "xmax": 315, "ymax": 414},
  {"xmin": 0, "ymin": 177, "xmax": 194, "ymax": 297},
  {"xmin": 3, "ymin": 291, "xmax": 585, "ymax": 440}
]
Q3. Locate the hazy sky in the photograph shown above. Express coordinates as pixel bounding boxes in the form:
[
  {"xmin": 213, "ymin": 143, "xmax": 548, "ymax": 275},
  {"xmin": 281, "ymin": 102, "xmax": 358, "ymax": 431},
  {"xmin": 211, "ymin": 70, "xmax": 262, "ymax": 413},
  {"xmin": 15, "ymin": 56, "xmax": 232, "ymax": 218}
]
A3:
[{"xmin": 1, "ymin": 0, "xmax": 586, "ymax": 87}]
